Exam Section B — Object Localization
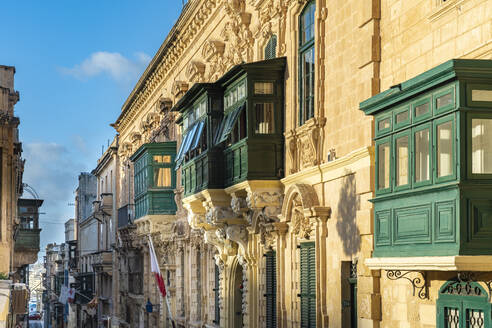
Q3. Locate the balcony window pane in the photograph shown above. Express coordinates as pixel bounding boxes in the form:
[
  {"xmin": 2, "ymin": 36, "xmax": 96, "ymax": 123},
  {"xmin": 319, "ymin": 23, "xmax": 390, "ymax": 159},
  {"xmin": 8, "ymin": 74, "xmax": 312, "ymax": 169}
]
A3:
[
  {"xmin": 255, "ymin": 103, "xmax": 274, "ymax": 134},
  {"xmin": 378, "ymin": 142, "xmax": 390, "ymax": 190},
  {"xmin": 395, "ymin": 136, "xmax": 409, "ymax": 186},
  {"xmin": 254, "ymin": 82, "xmax": 274, "ymax": 95},
  {"xmin": 153, "ymin": 155, "xmax": 171, "ymax": 163},
  {"xmin": 415, "ymin": 102, "xmax": 429, "ymax": 117},
  {"xmin": 378, "ymin": 118, "xmax": 390, "ymax": 131},
  {"xmin": 472, "ymin": 118, "xmax": 492, "ymax": 174},
  {"xmin": 437, "ymin": 121, "xmax": 453, "ymax": 177},
  {"xmin": 436, "ymin": 93, "xmax": 453, "ymax": 109},
  {"xmin": 238, "ymin": 82, "xmax": 246, "ymax": 99},
  {"xmin": 415, "ymin": 128, "xmax": 430, "ymax": 182},
  {"xmin": 472, "ymin": 89, "xmax": 492, "ymax": 102},
  {"xmin": 154, "ymin": 168, "xmax": 172, "ymax": 187},
  {"xmin": 395, "ymin": 110, "xmax": 409, "ymax": 124}
]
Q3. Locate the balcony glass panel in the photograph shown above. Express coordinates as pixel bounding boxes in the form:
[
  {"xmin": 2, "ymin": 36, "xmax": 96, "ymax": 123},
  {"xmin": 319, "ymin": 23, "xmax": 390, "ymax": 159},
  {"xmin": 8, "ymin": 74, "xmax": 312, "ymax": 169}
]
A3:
[
  {"xmin": 255, "ymin": 103, "xmax": 274, "ymax": 134},
  {"xmin": 154, "ymin": 167, "xmax": 171, "ymax": 187},
  {"xmin": 396, "ymin": 111, "xmax": 409, "ymax": 124},
  {"xmin": 472, "ymin": 118, "xmax": 492, "ymax": 174},
  {"xmin": 437, "ymin": 121, "xmax": 453, "ymax": 177},
  {"xmin": 415, "ymin": 128, "xmax": 430, "ymax": 182},
  {"xmin": 395, "ymin": 136, "xmax": 409, "ymax": 186},
  {"xmin": 254, "ymin": 82, "xmax": 274, "ymax": 95},
  {"xmin": 378, "ymin": 142, "xmax": 390, "ymax": 190},
  {"xmin": 415, "ymin": 102, "xmax": 429, "ymax": 117}
]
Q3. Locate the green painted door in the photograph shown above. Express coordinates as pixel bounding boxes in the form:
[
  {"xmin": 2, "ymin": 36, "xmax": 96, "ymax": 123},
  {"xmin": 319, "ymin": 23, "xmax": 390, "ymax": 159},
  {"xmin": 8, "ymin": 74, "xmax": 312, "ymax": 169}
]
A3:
[
  {"xmin": 437, "ymin": 280, "xmax": 491, "ymax": 328},
  {"xmin": 300, "ymin": 242, "xmax": 316, "ymax": 328}
]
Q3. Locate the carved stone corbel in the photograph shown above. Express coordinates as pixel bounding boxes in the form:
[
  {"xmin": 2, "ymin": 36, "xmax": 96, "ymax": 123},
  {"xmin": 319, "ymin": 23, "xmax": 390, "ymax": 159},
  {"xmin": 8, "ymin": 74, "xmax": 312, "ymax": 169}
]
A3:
[{"xmin": 205, "ymin": 206, "xmax": 235, "ymax": 225}]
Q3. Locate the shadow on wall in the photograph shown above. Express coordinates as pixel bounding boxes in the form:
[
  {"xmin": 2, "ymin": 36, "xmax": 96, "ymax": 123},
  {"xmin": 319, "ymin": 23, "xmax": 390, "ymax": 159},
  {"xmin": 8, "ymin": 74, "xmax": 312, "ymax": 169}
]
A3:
[{"xmin": 336, "ymin": 173, "xmax": 361, "ymax": 256}]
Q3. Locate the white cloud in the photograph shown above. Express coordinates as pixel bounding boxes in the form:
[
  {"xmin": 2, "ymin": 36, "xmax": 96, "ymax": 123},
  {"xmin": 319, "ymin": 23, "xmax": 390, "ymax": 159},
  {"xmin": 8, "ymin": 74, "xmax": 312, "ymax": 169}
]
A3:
[
  {"xmin": 23, "ymin": 142, "xmax": 87, "ymax": 249},
  {"xmin": 60, "ymin": 51, "xmax": 151, "ymax": 81}
]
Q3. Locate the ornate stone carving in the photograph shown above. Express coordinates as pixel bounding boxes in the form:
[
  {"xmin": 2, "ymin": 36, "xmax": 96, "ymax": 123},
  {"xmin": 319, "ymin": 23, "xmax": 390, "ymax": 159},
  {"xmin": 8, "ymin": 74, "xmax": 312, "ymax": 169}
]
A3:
[
  {"xmin": 220, "ymin": 2, "xmax": 254, "ymax": 67},
  {"xmin": 246, "ymin": 191, "xmax": 283, "ymax": 209},
  {"xmin": 115, "ymin": 0, "xmax": 219, "ymax": 133},
  {"xmin": 226, "ymin": 225, "xmax": 249, "ymax": 252},
  {"xmin": 205, "ymin": 206, "xmax": 235, "ymax": 225},
  {"xmin": 202, "ymin": 40, "xmax": 226, "ymax": 81},
  {"xmin": 172, "ymin": 81, "xmax": 189, "ymax": 99},
  {"xmin": 231, "ymin": 194, "xmax": 248, "ymax": 216},
  {"xmin": 291, "ymin": 205, "xmax": 312, "ymax": 239},
  {"xmin": 186, "ymin": 61, "xmax": 206, "ymax": 82},
  {"xmin": 286, "ymin": 117, "xmax": 327, "ymax": 173}
]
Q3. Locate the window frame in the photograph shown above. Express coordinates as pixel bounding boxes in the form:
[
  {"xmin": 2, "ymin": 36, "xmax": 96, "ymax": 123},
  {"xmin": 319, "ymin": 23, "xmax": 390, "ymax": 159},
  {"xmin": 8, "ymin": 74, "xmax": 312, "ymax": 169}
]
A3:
[
  {"xmin": 433, "ymin": 85, "xmax": 456, "ymax": 115},
  {"xmin": 376, "ymin": 113, "xmax": 393, "ymax": 137},
  {"xmin": 466, "ymin": 83, "xmax": 492, "ymax": 108},
  {"xmin": 393, "ymin": 129, "xmax": 412, "ymax": 192},
  {"xmin": 466, "ymin": 112, "xmax": 492, "ymax": 180},
  {"xmin": 412, "ymin": 122, "xmax": 433, "ymax": 188},
  {"xmin": 393, "ymin": 105, "xmax": 411, "ymax": 130},
  {"xmin": 150, "ymin": 152, "xmax": 175, "ymax": 189},
  {"xmin": 412, "ymin": 95, "xmax": 432, "ymax": 123},
  {"xmin": 375, "ymin": 136, "xmax": 392, "ymax": 195},
  {"xmin": 433, "ymin": 114, "xmax": 456, "ymax": 183},
  {"xmin": 298, "ymin": 0, "xmax": 316, "ymax": 126}
]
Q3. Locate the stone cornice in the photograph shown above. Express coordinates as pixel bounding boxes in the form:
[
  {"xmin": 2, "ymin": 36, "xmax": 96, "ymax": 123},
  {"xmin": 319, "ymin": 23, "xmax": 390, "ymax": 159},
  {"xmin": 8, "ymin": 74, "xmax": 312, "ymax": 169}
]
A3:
[{"xmin": 113, "ymin": 0, "xmax": 219, "ymax": 134}]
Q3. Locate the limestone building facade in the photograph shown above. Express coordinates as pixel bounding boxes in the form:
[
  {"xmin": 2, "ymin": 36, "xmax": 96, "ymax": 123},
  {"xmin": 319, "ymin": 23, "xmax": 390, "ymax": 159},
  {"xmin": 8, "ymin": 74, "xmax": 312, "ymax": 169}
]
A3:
[{"xmin": 107, "ymin": 0, "xmax": 492, "ymax": 327}]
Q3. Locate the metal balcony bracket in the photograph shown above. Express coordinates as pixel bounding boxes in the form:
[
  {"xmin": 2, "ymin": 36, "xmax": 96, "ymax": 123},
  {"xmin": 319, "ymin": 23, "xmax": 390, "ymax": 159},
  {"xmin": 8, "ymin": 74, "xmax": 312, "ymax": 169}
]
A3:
[{"xmin": 386, "ymin": 270, "xmax": 428, "ymax": 299}]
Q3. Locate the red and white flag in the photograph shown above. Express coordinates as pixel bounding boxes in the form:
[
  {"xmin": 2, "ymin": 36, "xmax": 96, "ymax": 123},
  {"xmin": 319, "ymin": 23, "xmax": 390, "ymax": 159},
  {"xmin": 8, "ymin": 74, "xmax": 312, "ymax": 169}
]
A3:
[
  {"xmin": 148, "ymin": 235, "xmax": 166, "ymax": 297},
  {"xmin": 148, "ymin": 235, "xmax": 175, "ymax": 326}
]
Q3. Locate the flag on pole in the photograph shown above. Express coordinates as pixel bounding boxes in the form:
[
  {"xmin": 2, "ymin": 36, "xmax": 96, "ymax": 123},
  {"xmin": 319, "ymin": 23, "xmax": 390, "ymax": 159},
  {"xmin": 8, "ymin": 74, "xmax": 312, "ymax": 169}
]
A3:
[
  {"xmin": 148, "ymin": 235, "xmax": 166, "ymax": 297},
  {"xmin": 148, "ymin": 235, "xmax": 175, "ymax": 327}
]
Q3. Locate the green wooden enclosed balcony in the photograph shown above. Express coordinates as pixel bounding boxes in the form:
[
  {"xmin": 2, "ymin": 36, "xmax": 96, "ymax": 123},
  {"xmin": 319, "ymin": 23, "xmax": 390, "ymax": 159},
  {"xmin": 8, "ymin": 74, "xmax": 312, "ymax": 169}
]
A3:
[
  {"xmin": 173, "ymin": 83, "xmax": 225, "ymax": 197},
  {"xmin": 175, "ymin": 58, "xmax": 286, "ymax": 198},
  {"xmin": 360, "ymin": 59, "xmax": 492, "ymax": 258},
  {"xmin": 130, "ymin": 142, "xmax": 177, "ymax": 219}
]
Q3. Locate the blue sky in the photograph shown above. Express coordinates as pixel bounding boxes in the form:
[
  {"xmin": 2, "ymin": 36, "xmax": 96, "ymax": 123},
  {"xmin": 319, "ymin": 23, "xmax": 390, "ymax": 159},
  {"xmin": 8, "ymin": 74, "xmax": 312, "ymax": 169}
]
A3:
[{"xmin": 0, "ymin": 1, "xmax": 183, "ymax": 256}]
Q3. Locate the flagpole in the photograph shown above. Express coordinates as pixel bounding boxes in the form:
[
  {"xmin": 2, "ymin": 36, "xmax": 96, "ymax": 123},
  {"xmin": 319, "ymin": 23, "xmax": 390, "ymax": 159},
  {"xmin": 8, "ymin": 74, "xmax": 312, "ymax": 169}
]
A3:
[{"xmin": 148, "ymin": 235, "xmax": 175, "ymax": 328}]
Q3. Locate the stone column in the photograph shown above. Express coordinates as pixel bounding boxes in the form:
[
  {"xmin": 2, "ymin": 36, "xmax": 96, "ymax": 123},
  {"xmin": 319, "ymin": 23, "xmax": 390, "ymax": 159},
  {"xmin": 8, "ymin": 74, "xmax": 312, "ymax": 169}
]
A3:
[{"xmin": 274, "ymin": 222, "xmax": 289, "ymax": 328}]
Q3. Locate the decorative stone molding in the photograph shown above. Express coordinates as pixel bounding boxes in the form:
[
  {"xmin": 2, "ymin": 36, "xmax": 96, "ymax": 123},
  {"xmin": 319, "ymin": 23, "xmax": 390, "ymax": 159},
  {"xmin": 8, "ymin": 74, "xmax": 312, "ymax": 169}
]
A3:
[
  {"xmin": 286, "ymin": 117, "xmax": 327, "ymax": 173},
  {"xmin": 202, "ymin": 40, "xmax": 226, "ymax": 81},
  {"xmin": 114, "ymin": 0, "xmax": 220, "ymax": 133},
  {"xmin": 230, "ymin": 194, "xmax": 248, "ymax": 216},
  {"xmin": 280, "ymin": 183, "xmax": 331, "ymax": 238},
  {"xmin": 172, "ymin": 81, "xmax": 189, "ymax": 99},
  {"xmin": 225, "ymin": 225, "xmax": 248, "ymax": 254},
  {"xmin": 205, "ymin": 206, "xmax": 235, "ymax": 225},
  {"xmin": 186, "ymin": 61, "xmax": 206, "ymax": 83},
  {"xmin": 246, "ymin": 190, "xmax": 283, "ymax": 209}
]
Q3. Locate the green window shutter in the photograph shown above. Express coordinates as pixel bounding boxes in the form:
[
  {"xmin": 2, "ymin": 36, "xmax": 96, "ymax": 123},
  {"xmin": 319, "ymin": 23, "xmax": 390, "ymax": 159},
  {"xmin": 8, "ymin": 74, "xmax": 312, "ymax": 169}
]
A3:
[
  {"xmin": 300, "ymin": 242, "xmax": 316, "ymax": 328},
  {"xmin": 217, "ymin": 103, "xmax": 245, "ymax": 144},
  {"xmin": 265, "ymin": 250, "xmax": 276, "ymax": 328}
]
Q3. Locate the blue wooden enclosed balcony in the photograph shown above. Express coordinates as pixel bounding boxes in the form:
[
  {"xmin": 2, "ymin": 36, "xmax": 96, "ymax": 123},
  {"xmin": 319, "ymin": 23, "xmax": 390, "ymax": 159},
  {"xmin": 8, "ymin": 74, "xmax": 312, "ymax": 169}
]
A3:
[
  {"xmin": 130, "ymin": 142, "xmax": 177, "ymax": 219},
  {"xmin": 175, "ymin": 58, "xmax": 286, "ymax": 198},
  {"xmin": 360, "ymin": 59, "xmax": 492, "ymax": 261}
]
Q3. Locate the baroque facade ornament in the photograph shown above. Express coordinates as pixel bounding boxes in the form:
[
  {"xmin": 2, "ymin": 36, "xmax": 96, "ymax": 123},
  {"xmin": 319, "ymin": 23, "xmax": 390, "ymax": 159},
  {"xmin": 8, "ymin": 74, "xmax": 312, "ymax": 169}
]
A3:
[
  {"xmin": 172, "ymin": 81, "xmax": 189, "ymax": 99},
  {"xmin": 286, "ymin": 117, "xmax": 327, "ymax": 173},
  {"xmin": 205, "ymin": 206, "xmax": 235, "ymax": 225},
  {"xmin": 186, "ymin": 61, "xmax": 206, "ymax": 82}
]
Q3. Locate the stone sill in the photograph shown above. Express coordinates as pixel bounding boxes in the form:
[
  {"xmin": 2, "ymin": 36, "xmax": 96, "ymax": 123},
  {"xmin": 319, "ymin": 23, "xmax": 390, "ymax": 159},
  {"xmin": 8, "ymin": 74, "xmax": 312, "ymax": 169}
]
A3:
[{"xmin": 366, "ymin": 256, "xmax": 492, "ymax": 271}]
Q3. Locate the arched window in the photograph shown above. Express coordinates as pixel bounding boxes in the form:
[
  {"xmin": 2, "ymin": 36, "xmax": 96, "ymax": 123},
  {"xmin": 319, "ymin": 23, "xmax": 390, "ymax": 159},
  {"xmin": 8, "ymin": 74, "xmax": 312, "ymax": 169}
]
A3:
[
  {"xmin": 265, "ymin": 34, "xmax": 277, "ymax": 60},
  {"xmin": 437, "ymin": 279, "xmax": 491, "ymax": 327},
  {"xmin": 299, "ymin": 1, "xmax": 315, "ymax": 126}
]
